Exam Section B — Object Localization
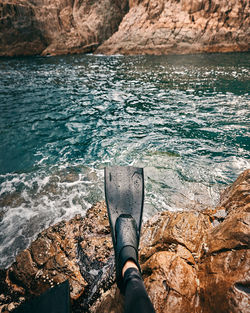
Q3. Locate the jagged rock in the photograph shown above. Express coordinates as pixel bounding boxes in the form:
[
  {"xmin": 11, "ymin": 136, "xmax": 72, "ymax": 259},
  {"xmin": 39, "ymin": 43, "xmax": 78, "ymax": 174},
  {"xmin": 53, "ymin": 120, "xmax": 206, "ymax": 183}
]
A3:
[
  {"xmin": 0, "ymin": 1, "xmax": 47, "ymax": 57},
  {"xmin": 0, "ymin": 202, "xmax": 114, "ymax": 312},
  {"xmin": 0, "ymin": 0, "xmax": 249, "ymax": 56},
  {"xmin": 90, "ymin": 170, "xmax": 250, "ymax": 313},
  {"xmin": 218, "ymin": 169, "xmax": 250, "ymax": 216},
  {"xmin": 97, "ymin": 0, "xmax": 250, "ymax": 55},
  {"xmin": 0, "ymin": 0, "xmax": 128, "ymax": 56},
  {"xmin": 0, "ymin": 170, "xmax": 249, "ymax": 312},
  {"xmin": 198, "ymin": 170, "xmax": 250, "ymax": 313}
]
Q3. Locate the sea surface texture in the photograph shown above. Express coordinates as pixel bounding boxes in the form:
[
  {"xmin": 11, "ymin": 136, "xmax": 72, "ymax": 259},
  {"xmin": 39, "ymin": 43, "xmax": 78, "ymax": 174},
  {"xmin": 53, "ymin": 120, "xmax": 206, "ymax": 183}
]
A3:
[{"xmin": 0, "ymin": 53, "xmax": 249, "ymax": 268}]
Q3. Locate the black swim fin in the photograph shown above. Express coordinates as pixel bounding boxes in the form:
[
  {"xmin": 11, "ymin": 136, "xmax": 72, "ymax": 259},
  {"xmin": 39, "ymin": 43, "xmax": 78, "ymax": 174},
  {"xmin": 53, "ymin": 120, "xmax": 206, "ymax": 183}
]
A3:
[
  {"xmin": 12, "ymin": 280, "xmax": 71, "ymax": 313},
  {"xmin": 104, "ymin": 166, "xmax": 144, "ymax": 290},
  {"xmin": 104, "ymin": 166, "xmax": 144, "ymax": 244}
]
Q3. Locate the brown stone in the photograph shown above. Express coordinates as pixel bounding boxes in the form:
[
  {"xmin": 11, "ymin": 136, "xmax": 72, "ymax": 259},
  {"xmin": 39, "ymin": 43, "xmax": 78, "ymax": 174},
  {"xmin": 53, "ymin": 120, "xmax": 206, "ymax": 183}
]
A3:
[
  {"xmin": 142, "ymin": 251, "xmax": 198, "ymax": 313},
  {"xmin": 140, "ymin": 211, "xmax": 212, "ymax": 263},
  {"xmin": 219, "ymin": 169, "xmax": 250, "ymax": 216},
  {"xmin": 204, "ymin": 211, "xmax": 249, "ymax": 256},
  {"xmin": 0, "ymin": 0, "xmax": 129, "ymax": 56},
  {"xmin": 198, "ymin": 249, "xmax": 250, "ymax": 313},
  {"xmin": 0, "ymin": 1, "xmax": 47, "ymax": 57},
  {"xmin": 0, "ymin": 0, "xmax": 249, "ymax": 56},
  {"xmin": 2, "ymin": 201, "xmax": 113, "ymax": 311},
  {"xmin": 90, "ymin": 170, "xmax": 250, "ymax": 313},
  {"xmin": 1, "ymin": 170, "xmax": 249, "ymax": 313},
  {"xmin": 97, "ymin": 0, "xmax": 250, "ymax": 55},
  {"xmin": 31, "ymin": 237, "xmax": 56, "ymax": 266}
]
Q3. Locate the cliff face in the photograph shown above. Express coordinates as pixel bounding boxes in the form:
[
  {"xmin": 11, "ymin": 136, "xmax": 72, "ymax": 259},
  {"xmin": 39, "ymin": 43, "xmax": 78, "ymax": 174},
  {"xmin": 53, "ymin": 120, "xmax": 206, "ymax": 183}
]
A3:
[
  {"xmin": 0, "ymin": 0, "xmax": 249, "ymax": 56},
  {"xmin": 0, "ymin": 2, "xmax": 47, "ymax": 56},
  {"xmin": 0, "ymin": 0, "xmax": 128, "ymax": 56},
  {"xmin": 0, "ymin": 170, "xmax": 249, "ymax": 313},
  {"xmin": 97, "ymin": 0, "xmax": 250, "ymax": 55}
]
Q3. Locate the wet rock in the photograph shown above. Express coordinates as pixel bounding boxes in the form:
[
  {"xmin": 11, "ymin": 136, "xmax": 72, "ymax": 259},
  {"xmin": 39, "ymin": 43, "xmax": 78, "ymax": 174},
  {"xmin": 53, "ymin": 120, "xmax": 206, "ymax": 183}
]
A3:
[
  {"xmin": 90, "ymin": 170, "xmax": 250, "ymax": 313},
  {"xmin": 142, "ymin": 251, "xmax": 198, "ymax": 313},
  {"xmin": 204, "ymin": 211, "xmax": 249, "ymax": 256},
  {"xmin": 198, "ymin": 172, "xmax": 250, "ymax": 313},
  {"xmin": 97, "ymin": 0, "xmax": 250, "ymax": 55},
  {"xmin": 1, "ymin": 202, "xmax": 114, "ymax": 312},
  {"xmin": 218, "ymin": 169, "xmax": 250, "ymax": 216},
  {"xmin": 140, "ymin": 211, "xmax": 212, "ymax": 262},
  {"xmin": 199, "ymin": 249, "xmax": 249, "ymax": 313},
  {"xmin": 1, "ymin": 170, "xmax": 249, "ymax": 313}
]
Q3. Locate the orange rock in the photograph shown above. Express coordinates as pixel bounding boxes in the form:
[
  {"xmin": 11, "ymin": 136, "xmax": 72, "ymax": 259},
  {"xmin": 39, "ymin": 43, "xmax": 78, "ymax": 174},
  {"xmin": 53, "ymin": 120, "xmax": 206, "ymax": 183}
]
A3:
[
  {"xmin": 1, "ymin": 170, "xmax": 249, "ymax": 313},
  {"xmin": 91, "ymin": 170, "xmax": 250, "ymax": 313},
  {"xmin": 198, "ymin": 249, "xmax": 249, "ymax": 313},
  {"xmin": 96, "ymin": 0, "xmax": 250, "ymax": 55},
  {"xmin": 219, "ymin": 169, "xmax": 250, "ymax": 215},
  {"xmin": 142, "ymin": 251, "xmax": 198, "ymax": 313},
  {"xmin": 0, "ymin": 0, "xmax": 249, "ymax": 56}
]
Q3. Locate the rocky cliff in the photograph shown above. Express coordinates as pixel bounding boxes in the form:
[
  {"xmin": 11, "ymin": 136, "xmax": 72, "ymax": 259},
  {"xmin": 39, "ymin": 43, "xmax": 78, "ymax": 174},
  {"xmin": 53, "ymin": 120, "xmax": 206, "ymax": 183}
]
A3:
[
  {"xmin": 0, "ymin": 0, "xmax": 128, "ymax": 56},
  {"xmin": 97, "ymin": 0, "xmax": 250, "ymax": 55},
  {"xmin": 0, "ymin": 0, "xmax": 249, "ymax": 56},
  {"xmin": 0, "ymin": 169, "xmax": 249, "ymax": 313}
]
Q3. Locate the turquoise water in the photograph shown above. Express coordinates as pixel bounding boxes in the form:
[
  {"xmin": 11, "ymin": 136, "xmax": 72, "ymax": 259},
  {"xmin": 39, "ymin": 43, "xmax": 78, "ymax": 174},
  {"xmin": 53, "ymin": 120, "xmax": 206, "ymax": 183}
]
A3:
[{"xmin": 0, "ymin": 52, "xmax": 249, "ymax": 268}]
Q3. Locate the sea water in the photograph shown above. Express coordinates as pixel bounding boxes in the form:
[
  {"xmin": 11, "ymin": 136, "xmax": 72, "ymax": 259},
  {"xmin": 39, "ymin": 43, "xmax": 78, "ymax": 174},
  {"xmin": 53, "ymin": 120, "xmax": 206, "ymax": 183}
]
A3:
[{"xmin": 0, "ymin": 52, "xmax": 249, "ymax": 268}]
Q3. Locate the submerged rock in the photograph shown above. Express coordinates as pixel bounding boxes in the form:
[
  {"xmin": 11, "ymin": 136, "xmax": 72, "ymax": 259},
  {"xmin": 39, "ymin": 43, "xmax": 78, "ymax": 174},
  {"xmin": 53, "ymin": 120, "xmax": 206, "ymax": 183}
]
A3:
[{"xmin": 0, "ymin": 170, "xmax": 249, "ymax": 313}]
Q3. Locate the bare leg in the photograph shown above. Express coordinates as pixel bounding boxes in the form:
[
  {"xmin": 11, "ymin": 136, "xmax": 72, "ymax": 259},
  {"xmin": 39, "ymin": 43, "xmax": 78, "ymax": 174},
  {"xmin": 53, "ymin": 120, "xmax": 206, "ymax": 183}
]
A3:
[
  {"xmin": 122, "ymin": 260, "xmax": 155, "ymax": 313},
  {"xmin": 122, "ymin": 260, "xmax": 139, "ymax": 277}
]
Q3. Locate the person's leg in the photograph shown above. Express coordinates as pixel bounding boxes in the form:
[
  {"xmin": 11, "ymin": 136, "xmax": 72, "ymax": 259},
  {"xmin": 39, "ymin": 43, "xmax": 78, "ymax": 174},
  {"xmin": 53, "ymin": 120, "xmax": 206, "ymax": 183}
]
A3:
[
  {"xmin": 122, "ymin": 261, "xmax": 155, "ymax": 313},
  {"xmin": 113, "ymin": 215, "xmax": 155, "ymax": 312}
]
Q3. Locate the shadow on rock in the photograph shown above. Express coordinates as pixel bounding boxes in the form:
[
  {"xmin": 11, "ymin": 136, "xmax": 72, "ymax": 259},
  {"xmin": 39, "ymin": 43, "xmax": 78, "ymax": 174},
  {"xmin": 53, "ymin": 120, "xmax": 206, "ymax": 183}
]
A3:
[{"xmin": 0, "ymin": 170, "xmax": 249, "ymax": 313}]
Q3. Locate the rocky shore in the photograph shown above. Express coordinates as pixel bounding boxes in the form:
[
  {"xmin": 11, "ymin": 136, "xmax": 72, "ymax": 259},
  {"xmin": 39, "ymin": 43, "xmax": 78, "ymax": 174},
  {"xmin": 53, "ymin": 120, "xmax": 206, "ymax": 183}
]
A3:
[
  {"xmin": 0, "ymin": 169, "xmax": 249, "ymax": 312},
  {"xmin": 0, "ymin": 0, "xmax": 249, "ymax": 56}
]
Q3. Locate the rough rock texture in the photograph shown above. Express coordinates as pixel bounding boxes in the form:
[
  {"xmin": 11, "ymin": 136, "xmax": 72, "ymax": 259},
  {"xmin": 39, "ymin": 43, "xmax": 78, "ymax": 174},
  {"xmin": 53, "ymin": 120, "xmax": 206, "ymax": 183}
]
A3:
[
  {"xmin": 90, "ymin": 170, "xmax": 250, "ymax": 313},
  {"xmin": 0, "ymin": 0, "xmax": 249, "ymax": 56},
  {"xmin": 0, "ymin": 0, "xmax": 128, "ymax": 56},
  {"xmin": 0, "ymin": 202, "xmax": 115, "ymax": 312},
  {"xmin": 97, "ymin": 0, "xmax": 250, "ymax": 55},
  {"xmin": 0, "ymin": 170, "xmax": 249, "ymax": 313}
]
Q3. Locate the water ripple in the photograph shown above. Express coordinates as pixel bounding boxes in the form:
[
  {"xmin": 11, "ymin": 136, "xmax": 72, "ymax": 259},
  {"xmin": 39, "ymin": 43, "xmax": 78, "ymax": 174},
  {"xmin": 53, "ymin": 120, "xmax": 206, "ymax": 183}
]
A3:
[{"xmin": 0, "ymin": 52, "xmax": 249, "ymax": 267}]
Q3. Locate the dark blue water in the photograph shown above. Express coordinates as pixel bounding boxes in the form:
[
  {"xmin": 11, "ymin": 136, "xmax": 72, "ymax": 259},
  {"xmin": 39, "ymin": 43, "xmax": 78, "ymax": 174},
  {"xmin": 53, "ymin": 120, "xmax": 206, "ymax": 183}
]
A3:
[{"xmin": 0, "ymin": 52, "xmax": 249, "ymax": 268}]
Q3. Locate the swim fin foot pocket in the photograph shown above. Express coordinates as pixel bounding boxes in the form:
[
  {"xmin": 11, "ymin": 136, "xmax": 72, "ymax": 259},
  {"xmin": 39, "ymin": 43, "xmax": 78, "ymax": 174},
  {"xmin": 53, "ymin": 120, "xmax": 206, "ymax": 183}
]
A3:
[{"xmin": 104, "ymin": 166, "xmax": 144, "ymax": 293}]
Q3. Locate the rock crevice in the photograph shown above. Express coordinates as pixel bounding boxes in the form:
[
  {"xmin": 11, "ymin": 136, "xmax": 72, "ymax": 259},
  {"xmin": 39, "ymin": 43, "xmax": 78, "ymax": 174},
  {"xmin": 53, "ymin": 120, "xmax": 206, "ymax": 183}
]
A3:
[
  {"xmin": 97, "ymin": 0, "xmax": 250, "ymax": 55},
  {"xmin": 0, "ymin": 0, "xmax": 249, "ymax": 56},
  {"xmin": 0, "ymin": 170, "xmax": 249, "ymax": 312}
]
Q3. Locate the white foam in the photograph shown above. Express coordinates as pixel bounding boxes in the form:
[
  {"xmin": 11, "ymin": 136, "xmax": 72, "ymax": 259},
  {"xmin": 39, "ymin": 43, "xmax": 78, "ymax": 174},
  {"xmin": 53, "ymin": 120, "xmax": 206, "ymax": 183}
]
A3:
[{"xmin": 0, "ymin": 166, "xmax": 101, "ymax": 268}]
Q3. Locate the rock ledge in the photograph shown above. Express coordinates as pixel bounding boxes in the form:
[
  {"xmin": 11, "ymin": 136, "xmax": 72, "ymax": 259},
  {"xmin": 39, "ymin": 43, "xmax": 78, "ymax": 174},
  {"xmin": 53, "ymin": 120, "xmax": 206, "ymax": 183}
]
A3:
[{"xmin": 0, "ymin": 170, "xmax": 249, "ymax": 313}]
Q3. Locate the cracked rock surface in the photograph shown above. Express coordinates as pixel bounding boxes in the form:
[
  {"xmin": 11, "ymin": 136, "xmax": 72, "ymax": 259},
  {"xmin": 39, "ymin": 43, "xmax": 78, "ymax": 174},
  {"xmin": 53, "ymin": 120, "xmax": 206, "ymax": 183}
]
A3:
[
  {"xmin": 96, "ymin": 0, "xmax": 250, "ymax": 55},
  {"xmin": 91, "ymin": 170, "xmax": 250, "ymax": 313},
  {"xmin": 0, "ymin": 170, "xmax": 249, "ymax": 312},
  {"xmin": 0, "ymin": 0, "xmax": 128, "ymax": 56},
  {"xmin": 0, "ymin": 0, "xmax": 249, "ymax": 56}
]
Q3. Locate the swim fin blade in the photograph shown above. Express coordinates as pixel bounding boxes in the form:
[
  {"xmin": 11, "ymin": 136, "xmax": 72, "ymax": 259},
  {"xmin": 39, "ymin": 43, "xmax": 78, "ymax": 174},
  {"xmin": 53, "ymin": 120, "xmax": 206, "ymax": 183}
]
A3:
[
  {"xmin": 104, "ymin": 166, "xmax": 144, "ymax": 246},
  {"xmin": 12, "ymin": 280, "xmax": 70, "ymax": 313}
]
